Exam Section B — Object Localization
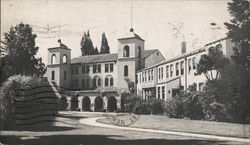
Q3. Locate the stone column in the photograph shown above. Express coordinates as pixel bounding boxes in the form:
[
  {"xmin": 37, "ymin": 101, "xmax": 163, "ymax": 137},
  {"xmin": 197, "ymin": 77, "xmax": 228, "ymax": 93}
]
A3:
[
  {"xmin": 66, "ymin": 97, "xmax": 71, "ymax": 111},
  {"xmin": 117, "ymin": 96, "xmax": 121, "ymax": 110},
  {"xmin": 78, "ymin": 96, "xmax": 83, "ymax": 111}
]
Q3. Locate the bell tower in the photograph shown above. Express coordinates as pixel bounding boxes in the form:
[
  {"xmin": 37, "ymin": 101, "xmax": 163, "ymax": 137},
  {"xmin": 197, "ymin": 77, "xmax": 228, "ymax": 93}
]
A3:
[
  {"xmin": 117, "ymin": 28, "xmax": 145, "ymax": 90},
  {"xmin": 46, "ymin": 39, "xmax": 71, "ymax": 89}
]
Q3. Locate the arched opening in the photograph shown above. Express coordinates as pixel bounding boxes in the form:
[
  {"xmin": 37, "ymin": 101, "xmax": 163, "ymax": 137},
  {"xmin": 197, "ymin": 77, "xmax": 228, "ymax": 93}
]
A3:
[
  {"xmin": 93, "ymin": 76, "xmax": 101, "ymax": 88},
  {"xmin": 105, "ymin": 77, "xmax": 109, "ymax": 86},
  {"xmin": 59, "ymin": 96, "xmax": 68, "ymax": 111},
  {"xmin": 51, "ymin": 54, "xmax": 56, "ymax": 64},
  {"xmin": 51, "ymin": 71, "xmax": 55, "ymax": 80},
  {"xmin": 107, "ymin": 96, "xmax": 117, "ymax": 112},
  {"xmin": 137, "ymin": 46, "xmax": 141, "ymax": 58},
  {"xmin": 94, "ymin": 96, "xmax": 103, "ymax": 112},
  {"xmin": 71, "ymin": 96, "xmax": 79, "ymax": 111},
  {"xmin": 123, "ymin": 45, "xmax": 130, "ymax": 57},
  {"xmin": 124, "ymin": 65, "xmax": 128, "ymax": 77},
  {"xmin": 63, "ymin": 54, "xmax": 67, "ymax": 63},
  {"xmin": 82, "ymin": 96, "xmax": 91, "ymax": 111},
  {"xmin": 110, "ymin": 77, "xmax": 113, "ymax": 86}
]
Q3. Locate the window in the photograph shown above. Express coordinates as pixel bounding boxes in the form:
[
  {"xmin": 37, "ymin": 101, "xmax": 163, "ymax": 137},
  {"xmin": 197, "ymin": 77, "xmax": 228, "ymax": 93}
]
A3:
[
  {"xmin": 157, "ymin": 87, "xmax": 161, "ymax": 99},
  {"xmin": 124, "ymin": 65, "xmax": 128, "ymax": 77},
  {"xmin": 98, "ymin": 65, "xmax": 101, "ymax": 73},
  {"xmin": 142, "ymin": 72, "xmax": 145, "ymax": 82},
  {"xmin": 180, "ymin": 61, "xmax": 184, "ymax": 75},
  {"xmin": 193, "ymin": 57, "xmax": 196, "ymax": 69},
  {"xmin": 71, "ymin": 80, "xmax": 74, "ymax": 88},
  {"xmin": 75, "ymin": 66, "xmax": 79, "ymax": 74},
  {"xmin": 82, "ymin": 65, "xmax": 89, "ymax": 74},
  {"xmin": 139, "ymin": 73, "xmax": 141, "ymax": 83},
  {"xmin": 176, "ymin": 62, "xmax": 179, "ymax": 76},
  {"xmin": 199, "ymin": 82, "xmax": 204, "ymax": 91},
  {"xmin": 93, "ymin": 77, "xmax": 101, "ymax": 88},
  {"xmin": 215, "ymin": 44, "xmax": 223, "ymax": 54},
  {"xmin": 93, "ymin": 64, "xmax": 101, "ymax": 73},
  {"xmin": 110, "ymin": 64, "xmax": 114, "ymax": 72},
  {"xmin": 105, "ymin": 77, "xmax": 109, "ymax": 86},
  {"xmin": 63, "ymin": 55, "xmax": 67, "ymax": 63},
  {"xmin": 148, "ymin": 70, "xmax": 151, "ymax": 81},
  {"xmin": 93, "ymin": 65, "xmax": 97, "ymax": 73},
  {"xmin": 86, "ymin": 78, "xmax": 89, "ymax": 89},
  {"xmin": 51, "ymin": 71, "xmax": 55, "ymax": 80},
  {"xmin": 110, "ymin": 78, "xmax": 113, "ymax": 86},
  {"xmin": 104, "ymin": 75, "xmax": 114, "ymax": 86},
  {"xmin": 71, "ymin": 66, "xmax": 75, "ymax": 74},
  {"xmin": 105, "ymin": 64, "xmax": 109, "ymax": 72},
  {"xmin": 166, "ymin": 66, "xmax": 169, "ymax": 78},
  {"xmin": 151, "ymin": 69, "xmax": 154, "ymax": 80},
  {"xmin": 162, "ymin": 86, "xmax": 165, "ymax": 100},
  {"xmin": 161, "ymin": 67, "xmax": 163, "ymax": 79},
  {"xmin": 64, "ymin": 71, "xmax": 67, "ymax": 80},
  {"xmin": 51, "ymin": 54, "xmax": 56, "ymax": 64},
  {"xmin": 137, "ymin": 46, "xmax": 141, "ymax": 58},
  {"xmin": 145, "ymin": 71, "xmax": 147, "ymax": 81},
  {"xmin": 75, "ymin": 79, "xmax": 78, "ymax": 88},
  {"xmin": 82, "ymin": 78, "xmax": 85, "ymax": 89},
  {"xmin": 123, "ymin": 45, "xmax": 130, "ymax": 57},
  {"xmin": 170, "ymin": 64, "xmax": 173, "ymax": 77},
  {"xmin": 188, "ymin": 58, "xmax": 192, "ymax": 73},
  {"xmin": 105, "ymin": 63, "xmax": 114, "ymax": 73},
  {"xmin": 158, "ymin": 68, "xmax": 161, "ymax": 80},
  {"xmin": 97, "ymin": 78, "xmax": 101, "ymax": 86}
]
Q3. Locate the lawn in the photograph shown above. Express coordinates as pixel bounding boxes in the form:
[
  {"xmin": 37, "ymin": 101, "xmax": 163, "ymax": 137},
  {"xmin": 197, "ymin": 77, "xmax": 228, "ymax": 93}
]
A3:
[
  {"xmin": 97, "ymin": 114, "xmax": 250, "ymax": 139},
  {"xmin": 0, "ymin": 112, "xmax": 247, "ymax": 145}
]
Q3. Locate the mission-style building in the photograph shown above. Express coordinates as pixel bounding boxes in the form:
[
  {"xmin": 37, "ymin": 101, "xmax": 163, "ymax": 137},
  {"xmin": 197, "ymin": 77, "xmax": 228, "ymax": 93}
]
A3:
[
  {"xmin": 46, "ymin": 29, "xmax": 165, "ymax": 111},
  {"xmin": 46, "ymin": 28, "xmax": 236, "ymax": 112}
]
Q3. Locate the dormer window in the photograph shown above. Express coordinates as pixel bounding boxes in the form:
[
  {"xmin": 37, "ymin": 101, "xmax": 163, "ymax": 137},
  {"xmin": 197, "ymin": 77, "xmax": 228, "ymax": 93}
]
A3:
[{"xmin": 123, "ymin": 45, "xmax": 130, "ymax": 57}]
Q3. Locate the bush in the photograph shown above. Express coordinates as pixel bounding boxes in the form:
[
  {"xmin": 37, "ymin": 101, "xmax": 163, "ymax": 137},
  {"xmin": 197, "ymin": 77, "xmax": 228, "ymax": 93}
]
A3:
[
  {"xmin": 0, "ymin": 75, "xmax": 22, "ymax": 129},
  {"xmin": 164, "ymin": 96, "xmax": 184, "ymax": 118},
  {"xmin": 183, "ymin": 93, "xmax": 204, "ymax": 120}
]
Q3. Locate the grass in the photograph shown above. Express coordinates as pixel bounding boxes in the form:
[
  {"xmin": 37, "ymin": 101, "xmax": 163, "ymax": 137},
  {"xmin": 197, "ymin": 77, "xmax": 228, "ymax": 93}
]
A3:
[
  {"xmin": 97, "ymin": 114, "xmax": 250, "ymax": 138},
  {"xmin": 0, "ymin": 112, "xmax": 247, "ymax": 145}
]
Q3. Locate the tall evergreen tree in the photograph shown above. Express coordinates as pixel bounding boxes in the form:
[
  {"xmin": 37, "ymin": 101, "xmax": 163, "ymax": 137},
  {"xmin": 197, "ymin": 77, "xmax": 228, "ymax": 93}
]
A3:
[
  {"xmin": 1, "ymin": 23, "xmax": 46, "ymax": 80},
  {"xmin": 93, "ymin": 46, "xmax": 99, "ymax": 55},
  {"xmin": 80, "ymin": 30, "xmax": 95, "ymax": 56},
  {"xmin": 100, "ymin": 32, "xmax": 110, "ymax": 54},
  {"xmin": 224, "ymin": 0, "xmax": 250, "ymax": 123}
]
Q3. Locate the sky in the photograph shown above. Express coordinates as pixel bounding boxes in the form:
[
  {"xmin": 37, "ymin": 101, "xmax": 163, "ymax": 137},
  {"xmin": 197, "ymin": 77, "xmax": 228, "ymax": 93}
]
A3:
[{"xmin": 1, "ymin": 0, "xmax": 231, "ymax": 65}]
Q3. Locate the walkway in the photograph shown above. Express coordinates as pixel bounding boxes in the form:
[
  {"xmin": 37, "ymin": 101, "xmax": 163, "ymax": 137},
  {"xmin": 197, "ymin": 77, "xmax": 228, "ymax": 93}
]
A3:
[{"xmin": 79, "ymin": 117, "xmax": 250, "ymax": 143}]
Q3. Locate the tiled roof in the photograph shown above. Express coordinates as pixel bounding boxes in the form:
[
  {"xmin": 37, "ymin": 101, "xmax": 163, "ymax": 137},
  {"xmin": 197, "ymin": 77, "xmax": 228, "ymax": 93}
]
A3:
[
  {"xmin": 118, "ymin": 31, "xmax": 144, "ymax": 41},
  {"xmin": 143, "ymin": 49, "xmax": 158, "ymax": 58},
  {"xmin": 71, "ymin": 50, "xmax": 157, "ymax": 64}
]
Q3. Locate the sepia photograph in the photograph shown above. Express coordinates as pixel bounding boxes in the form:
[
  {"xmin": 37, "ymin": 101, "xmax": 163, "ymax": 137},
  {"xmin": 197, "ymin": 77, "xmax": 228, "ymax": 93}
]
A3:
[{"xmin": 0, "ymin": 0, "xmax": 250, "ymax": 144}]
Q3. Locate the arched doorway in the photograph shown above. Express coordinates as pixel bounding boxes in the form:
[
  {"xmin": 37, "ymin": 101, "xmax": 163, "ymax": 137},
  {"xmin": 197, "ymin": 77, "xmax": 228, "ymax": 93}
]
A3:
[
  {"xmin": 107, "ymin": 96, "xmax": 117, "ymax": 112},
  {"xmin": 94, "ymin": 96, "xmax": 103, "ymax": 112},
  {"xmin": 82, "ymin": 96, "xmax": 91, "ymax": 111},
  {"xmin": 71, "ymin": 96, "xmax": 78, "ymax": 111},
  {"xmin": 59, "ymin": 96, "xmax": 68, "ymax": 111}
]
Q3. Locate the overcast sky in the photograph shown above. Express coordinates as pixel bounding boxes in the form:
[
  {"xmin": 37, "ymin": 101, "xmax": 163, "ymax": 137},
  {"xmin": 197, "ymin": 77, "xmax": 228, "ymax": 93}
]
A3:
[{"xmin": 1, "ymin": 0, "xmax": 231, "ymax": 64}]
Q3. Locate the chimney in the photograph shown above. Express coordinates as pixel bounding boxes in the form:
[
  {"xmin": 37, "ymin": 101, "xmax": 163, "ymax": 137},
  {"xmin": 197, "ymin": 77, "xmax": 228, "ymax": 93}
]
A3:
[{"xmin": 181, "ymin": 41, "xmax": 186, "ymax": 54}]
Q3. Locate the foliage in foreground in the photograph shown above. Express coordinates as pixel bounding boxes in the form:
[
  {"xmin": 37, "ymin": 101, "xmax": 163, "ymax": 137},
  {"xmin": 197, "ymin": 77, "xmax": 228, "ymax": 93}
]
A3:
[{"xmin": 0, "ymin": 23, "xmax": 46, "ymax": 84}]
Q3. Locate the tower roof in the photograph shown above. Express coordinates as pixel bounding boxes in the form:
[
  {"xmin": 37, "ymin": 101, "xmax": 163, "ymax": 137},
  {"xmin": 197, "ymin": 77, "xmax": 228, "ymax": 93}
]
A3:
[{"xmin": 118, "ymin": 28, "xmax": 144, "ymax": 41}]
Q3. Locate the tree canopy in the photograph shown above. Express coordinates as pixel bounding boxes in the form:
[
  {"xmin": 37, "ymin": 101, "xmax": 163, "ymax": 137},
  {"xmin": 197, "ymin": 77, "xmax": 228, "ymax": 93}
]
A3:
[
  {"xmin": 100, "ymin": 32, "xmax": 110, "ymax": 54},
  {"xmin": 196, "ymin": 47, "xmax": 229, "ymax": 81},
  {"xmin": 0, "ymin": 23, "xmax": 46, "ymax": 83},
  {"xmin": 80, "ymin": 30, "xmax": 99, "ymax": 55}
]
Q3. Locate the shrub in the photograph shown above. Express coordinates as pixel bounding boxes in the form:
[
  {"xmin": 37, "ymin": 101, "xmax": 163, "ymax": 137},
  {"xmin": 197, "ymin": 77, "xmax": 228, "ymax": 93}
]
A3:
[
  {"xmin": 183, "ymin": 93, "xmax": 204, "ymax": 120},
  {"xmin": 0, "ymin": 75, "xmax": 22, "ymax": 129},
  {"xmin": 164, "ymin": 96, "xmax": 184, "ymax": 118}
]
